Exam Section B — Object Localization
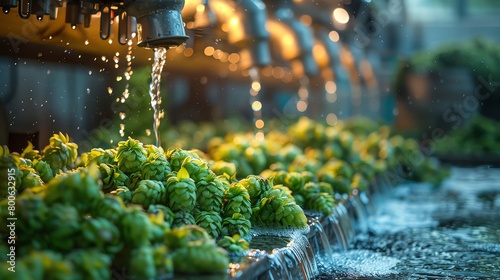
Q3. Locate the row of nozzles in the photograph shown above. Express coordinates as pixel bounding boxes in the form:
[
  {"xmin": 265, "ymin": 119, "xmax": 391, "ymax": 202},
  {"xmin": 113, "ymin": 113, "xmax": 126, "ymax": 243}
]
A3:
[
  {"xmin": 1, "ymin": 0, "xmax": 367, "ymax": 76},
  {"xmin": 1, "ymin": 0, "xmax": 189, "ymax": 47}
]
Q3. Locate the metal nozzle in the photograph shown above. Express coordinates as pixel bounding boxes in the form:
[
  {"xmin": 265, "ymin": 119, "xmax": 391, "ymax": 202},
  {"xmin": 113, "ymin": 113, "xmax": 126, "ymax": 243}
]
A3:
[{"xmin": 126, "ymin": 0, "xmax": 189, "ymax": 48}]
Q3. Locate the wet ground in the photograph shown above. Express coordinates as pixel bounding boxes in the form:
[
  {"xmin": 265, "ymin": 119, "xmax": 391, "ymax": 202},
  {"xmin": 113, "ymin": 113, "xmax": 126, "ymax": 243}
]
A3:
[{"xmin": 318, "ymin": 166, "xmax": 500, "ymax": 280}]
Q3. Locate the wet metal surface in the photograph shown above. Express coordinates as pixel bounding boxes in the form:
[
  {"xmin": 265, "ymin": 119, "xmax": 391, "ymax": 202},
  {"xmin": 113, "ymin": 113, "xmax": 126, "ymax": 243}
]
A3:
[{"xmin": 318, "ymin": 167, "xmax": 500, "ymax": 280}]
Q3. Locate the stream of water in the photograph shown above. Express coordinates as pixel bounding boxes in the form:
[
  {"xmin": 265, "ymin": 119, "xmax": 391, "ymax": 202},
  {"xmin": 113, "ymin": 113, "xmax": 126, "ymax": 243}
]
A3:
[{"xmin": 149, "ymin": 47, "xmax": 167, "ymax": 147}]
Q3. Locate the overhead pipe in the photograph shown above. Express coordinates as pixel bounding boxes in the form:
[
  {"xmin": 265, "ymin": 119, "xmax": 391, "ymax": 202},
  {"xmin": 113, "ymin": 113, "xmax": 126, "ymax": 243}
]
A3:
[{"xmin": 264, "ymin": 0, "xmax": 319, "ymax": 77}]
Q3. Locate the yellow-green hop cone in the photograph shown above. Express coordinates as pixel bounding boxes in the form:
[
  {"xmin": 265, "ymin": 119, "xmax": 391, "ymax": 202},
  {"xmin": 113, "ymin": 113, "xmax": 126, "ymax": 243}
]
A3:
[
  {"xmin": 44, "ymin": 204, "xmax": 81, "ymax": 252},
  {"xmin": 18, "ymin": 165, "xmax": 43, "ymax": 193},
  {"xmin": 171, "ymin": 211, "xmax": 196, "ymax": 228},
  {"xmin": 129, "ymin": 246, "xmax": 156, "ymax": 279},
  {"xmin": 141, "ymin": 152, "xmax": 171, "ymax": 181},
  {"xmin": 0, "ymin": 145, "xmax": 21, "ymax": 199},
  {"xmin": 120, "ymin": 205, "xmax": 152, "ymax": 248},
  {"xmin": 165, "ymin": 175, "xmax": 196, "ymax": 213},
  {"xmin": 15, "ymin": 193, "xmax": 48, "ymax": 245},
  {"xmin": 44, "ymin": 166, "xmax": 103, "ymax": 214},
  {"xmin": 181, "ymin": 156, "xmax": 214, "ymax": 183},
  {"xmin": 210, "ymin": 160, "xmax": 236, "ymax": 177},
  {"xmin": 131, "ymin": 179, "xmax": 166, "ymax": 208},
  {"xmin": 221, "ymin": 213, "xmax": 251, "ymax": 237},
  {"xmin": 20, "ymin": 250, "xmax": 73, "ymax": 280},
  {"xmin": 196, "ymin": 178, "xmax": 225, "ymax": 212},
  {"xmin": 91, "ymin": 195, "xmax": 126, "ymax": 223},
  {"xmin": 34, "ymin": 159, "xmax": 54, "ymax": 183},
  {"xmin": 42, "ymin": 132, "xmax": 78, "ymax": 174},
  {"xmin": 98, "ymin": 163, "xmax": 129, "ymax": 192},
  {"xmin": 110, "ymin": 186, "xmax": 132, "ymax": 204},
  {"xmin": 317, "ymin": 182, "xmax": 334, "ymax": 195},
  {"xmin": 153, "ymin": 245, "xmax": 174, "ymax": 278},
  {"xmin": 238, "ymin": 175, "xmax": 270, "ymax": 205},
  {"xmin": 67, "ymin": 249, "xmax": 111, "ymax": 280},
  {"xmin": 195, "ymin": 211, "xmax": 223, "ymax": 239},
  {"xmin": 115, "ymin": 137, "xmax": 147, "ymax": 174},
  {"xmin": 21, "ymin": 141, "xmax": 41, "ymax": 161},
  {"xmin": 82, "ymin": 148, "xmax": 116, "ymax": 166},
  {"xmin": 165, "ymin": 148, "xmax": 201, "ymax": 172},
  {"xmin": 172, "ymin": 243, "xmax": 229, "ymax": 275},
  {"xmin": 351, "ymin": 173, "xmax": 369, "ymax": 192},
  {"xmin": 252, "ymin": 186, "xmax": 307, "ymax": 228},
  {"xmin": 81, "ymin": 217, "xmax": 123, "ymax": 254},
  {"xmin": 164, "ymin": 224, "xmax": 212, "ymax": 250},
  {"xmin": 126, "ymin": 171, "xmax": 143, "ymax": 191},
  {"xmin": 217, "ymin": 234, "xmax": 249, "ymax": 257},
  {"xmin": 244, "ymin": 146, "xmax": 267, "ymax": 174},
  {"xmin": 148, "ymin": 204, "xmax": 175, "ymax": 225},
  {"xmin": 223, "ymin": 183, "xmax": 252, "ymax": 220}
]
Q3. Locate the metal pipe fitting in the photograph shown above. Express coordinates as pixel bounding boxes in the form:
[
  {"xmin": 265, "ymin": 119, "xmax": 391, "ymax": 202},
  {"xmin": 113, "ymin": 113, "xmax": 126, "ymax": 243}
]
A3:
[{"xmin": 125, "ymin": 0, "xmax": 189, "ymax": 48}]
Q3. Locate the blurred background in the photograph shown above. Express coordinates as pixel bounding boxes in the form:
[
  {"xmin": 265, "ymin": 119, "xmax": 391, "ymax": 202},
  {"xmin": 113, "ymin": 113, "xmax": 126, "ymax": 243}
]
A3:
[{"xmin": 1, "ymin": 0, "xmax": 499, "ymax": 155}]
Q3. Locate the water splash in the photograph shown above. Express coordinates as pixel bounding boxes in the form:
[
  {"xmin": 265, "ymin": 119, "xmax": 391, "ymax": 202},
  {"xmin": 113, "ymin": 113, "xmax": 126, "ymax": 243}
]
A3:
[
  {"xmin": 149, "ymin": 47, "xmax": 167, "ymax": 147},
  {"xmin": 307, "ymin": 219, "xmax": 333, "ymax": 271},
  {"xmin": 285, "ymin": 233, "xmax": 318, "ymax": 279},
  {"xmin": 322, "ymin": 214, "xmax": 349, "ymax": 251},
  {"xmin": 249, "ymin": 67, "xmax": 264, "ymax": 140},
  {"xmin": 335, "ymin": 203, "xmax": 355, "ymax": 243}
]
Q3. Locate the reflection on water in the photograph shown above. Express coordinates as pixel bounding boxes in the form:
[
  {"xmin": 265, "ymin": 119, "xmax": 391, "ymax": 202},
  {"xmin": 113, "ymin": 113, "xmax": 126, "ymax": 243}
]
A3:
[{"xmin": 318, "ymin": 167, "xmax": 500, "ymax": 280}]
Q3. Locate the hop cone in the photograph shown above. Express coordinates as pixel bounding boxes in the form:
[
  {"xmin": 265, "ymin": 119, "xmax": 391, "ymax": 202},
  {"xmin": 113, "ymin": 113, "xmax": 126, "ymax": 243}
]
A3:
[
  {"xmin": 126, "ymin": 171, "xmax": 143, "ymax": 191},
  {"xmin": 0, "ymin": 145, "xmax": 21, "ymax": 199},
  {"xmin": 34, "ymin": 160, "xmax": 54, "ymax": 183},
  {"xmin": 144, "ymin": 144, "xmax": 165, "ymax": 157},
  {"xmin": 98, "ymin": 163, "xmax": 129, "ymax": 192},
  {"xmin": 19, "ymin": 251, "xmax": 73, "ymax": 280},
  {"xmin": 16, "ymin": 193, "xmax": 48, "ymax": 245},
  {"xmin": 131, "ymin": 179, "xmax": 166, "ymax": 208},
  {"xmin": 129, "ymin": 246, "xmax": 156, "ymax": 279},
  {"xmin": 196, "ymin": 178, "xmax": 225, "ymax": 212},
  {"xmin": 44, "ymin": 203, "xmax": 81, "ymax": 252},
  {"xmin": 210, "ymin": 160, "xmax": 236, "ymax": 177},
  {"xmin": 195, "ymin": 211, "xmax": 223, "ymax": 239},
  {"xmin": 273, "ymin": 171, "xmax": 304, "ymax": 193},
  {"xmin": 252, "ymin": 186, "xmax": 307, "ymax": 229},
  {"xmin": 223, "ymin": 183, "xmax": 252, "ymax": 220},
  {"xmin": 244, "ymin": 146, "xmax": 267, "ymax": 174},
  {"xmin": 67, "ymin": 249, "xmax": 112, "ymax": 280},
  {"xmin": 21, "ymin": 141, "xmax": 41, "ymax": 161},
  {"xmin": 318, "ymin": 182, "xmax": 334, "ymax": 195},
  {"xmin": 320, "ymin": 175, "xmax": 351, "ymax": 195},
  {"xmin": 238, "ymin": 176, "xmax": 268, "ymax": 205},
  {"xmin": 221, "ymin": 213, "xmax": 251, "ymax": 237},
  {"xmin": 115, "ymin": 137, "xmax": 147, "ymax": 174},
  {"xmin": 82, "ymin": 148, "xmax": 116, "ymax": 166},
  {"xmin": 152, "ymin": 245, "xmax": 174, "ymax": 277},
  {"xmin": 42, "ymin": 132, "xmax": 78, "ymax": 174},
  {"xmin": 148, "ymin": 204, "xmax": 175, "ymax": 225},
  {"xmin": 109, "ymin": 186, "xmax": 132, "ymax": 204},
  {"xmin": 302, "ymin": 182, "xmax": 336, "ymax": 215},
  {"xmin": 172, "ymin": 243, "xmax": 229, "ymax": 274},
  {"xmin": 165, "ymin": 174, "xmax": 196, "ymax": 213},
  {"xmin": 141, "ymin": 152, "xmax": 171, "ymax": 181},
  {"xmin": 164, "ymin": 224, "xmax": 212, "ymax": 250},
  {"xmin": 81, "ymin": 217, "xmax": 123, "ymax": 254},
  {"xmin": 165, "ymin": 148, "xmax": 201, "ymax": 172},
  {"xmin": 322, "ymin": 160, "xmax": 353, "ymax": 179},
  {"xmin": 91, "ymin": 194, "xmax": 126, "ymax": 223},
  {"xmin": 120, "ymin": 205, "xmax": 152, "ymax": 248},
  {"xmin": 181, "ymin": 156, "xmax": 214, "ymax": 183},
  {"xmin": 300, "ymin": 171, "xmax": 318, "ymax": 184},
  {"xmin": 18, "ymin": 165, "xmax": 44, "ymax": 193},
  {"xmin": 148, "ymin": 210, "xmax": 172, "ymax": 244},
  {"xmin": 217, "ymin": 234, "xmax": 249, "ymax": 257},
  {"xmin": 44, "ymin": 166, "xmax": 103, "ymax": 214},
  {"xmin": 171, "ymin": 211, "xmax": 196, "ymax": 228}
]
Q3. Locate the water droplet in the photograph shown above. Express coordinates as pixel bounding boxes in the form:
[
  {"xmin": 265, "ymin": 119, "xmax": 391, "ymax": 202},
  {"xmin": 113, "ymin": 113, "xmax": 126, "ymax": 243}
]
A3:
[
  {"xmin": 85, "ymin": 40, "xmax": 89, "ymax": 45},
  {"xmin": 86, "ymin": 88, "xmax": 90, "ymax": 94},
  {"xmin": 3, "ymin": 7, "xmax": 10, "ymax": 14},
  {"xmin": 37, "ymin": 15, "xmax": 43, "ymax": 21}
]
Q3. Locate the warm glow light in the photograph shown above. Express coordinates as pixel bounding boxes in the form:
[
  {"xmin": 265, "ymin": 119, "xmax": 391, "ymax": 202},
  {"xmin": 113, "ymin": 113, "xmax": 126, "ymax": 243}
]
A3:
[
  {"xmin": 297, "ymin": 100, "xmax": 308, "ymax": 112},
  {"xmin": 251, "ymin": 81, "xmax": 261, "ymax": 92},
  {"xmin": 196, "ymin": 4, "xmax": 205, "ymax": 12},
  {"xmin": 329, "ymin": 30, "xmax": 340, "ymax": 42},
  {"xmin": 204, "ymin": 46, "xmax": 215, "ymax": 56},
  {"xmin": 298, "ymin": 87, "xmax": 308, "ymax": 99},
  {"xmin": 325, "ymin": 80, "xmax": 337, "ymax": 94},
  {"xmin": 255, "ymin": 131, "xmax": 265, "ymax": 141},
  {"xmin": 326, "ymin": 92, "xmax": 337, "ymax": 103},
  {"xmin": 333, "ymin": 8, "xmax": 350, "ymax": 24},
  {"xmin": 272, "ymin": 67, "xmax": 284, "ymax": 79},
  {"xmin": 252, "ymin": 101, "xmax": 262, "ymax": 111},
  {"xmin": 184, "ymin": 48, "xmax": 194, "ymax": 57},
  {"xmin": 299, "ymin": 15, "xmax": 312, "ymax": 26},
  {"xmin": 228, "ymin": 53, "xmax": 240, "ymax": 64},
  {"xmin": 255, "ymin": 119, "xmax": 264, "ymax": 129},
  {"xmin": 326, "ymin": 113, "xmax": 338, "ymax": 125},
  {"xmin": 313, "ymin": 41, "xmax": 329, "ymax": 68},
  {"xmin": 229, "ymin": 64, "xmax": 238, "ymax": 71}
]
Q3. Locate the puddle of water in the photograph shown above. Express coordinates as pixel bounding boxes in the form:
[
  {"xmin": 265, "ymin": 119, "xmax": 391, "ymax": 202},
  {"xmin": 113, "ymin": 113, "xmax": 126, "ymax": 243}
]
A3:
[{"xmin": 317, "ymin": 167, "xmax": 500, "ymax": 280}]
